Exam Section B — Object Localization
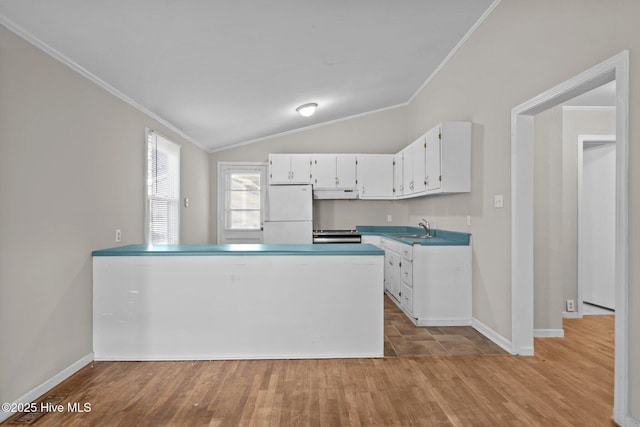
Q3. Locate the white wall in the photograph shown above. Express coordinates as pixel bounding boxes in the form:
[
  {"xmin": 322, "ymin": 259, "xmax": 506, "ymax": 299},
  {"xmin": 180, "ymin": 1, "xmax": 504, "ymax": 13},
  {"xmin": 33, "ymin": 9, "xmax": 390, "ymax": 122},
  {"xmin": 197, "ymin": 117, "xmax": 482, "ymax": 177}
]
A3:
[
  {"xmin": 0, "ymin": 27, "xmax": 210, "ymax": 408},
  {"xmin": 533, "ymin": 106, "xmax": 564, "ymax": 331}
]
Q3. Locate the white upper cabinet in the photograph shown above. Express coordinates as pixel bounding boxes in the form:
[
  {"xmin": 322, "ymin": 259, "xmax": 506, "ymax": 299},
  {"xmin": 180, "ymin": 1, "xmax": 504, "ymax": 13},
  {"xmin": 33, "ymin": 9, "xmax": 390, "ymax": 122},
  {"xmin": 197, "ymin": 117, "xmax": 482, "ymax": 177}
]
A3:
[
  {"xmin": 268, "ymin": 154, "xmax": 311, "ymax": 184},
  {"xmin": 394, "ymin": 136, "xmax": 427, "ymax": 198},
  {"xmin": 401, "ymin": 145, "xmax": 413, "ymax": 196},
  {"xmin": 425, "ymin": 126, "xmax": 442, "ymax": 192},
  {"xmin": 393, "ymin": 151, "xmax": 404, "ymax": 196},
  {"xmin": 357, "ymin": 154, "xmax": 394, "ymax": 199},
  {"xmin": 267, "ymin": 120, "xmax": 470, "ymax": 197},
  {"xmin": 311, "ymin": 154, "xmax": 357, "ymax": 189},
  {"xmin": 425, "ymin": 121, "xmax": 471, "ymax": 195},
  {"xmin": 411, "ymin": 136, "xmax": 427, "ymax": 194}
]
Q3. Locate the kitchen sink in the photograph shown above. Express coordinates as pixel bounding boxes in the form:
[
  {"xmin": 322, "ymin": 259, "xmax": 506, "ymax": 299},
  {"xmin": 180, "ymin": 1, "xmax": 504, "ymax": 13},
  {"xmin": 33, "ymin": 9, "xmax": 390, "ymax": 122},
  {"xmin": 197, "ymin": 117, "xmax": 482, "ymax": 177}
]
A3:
[{"xmin": 392, "ymin": 234, "xmax": 432, "ymax": 239}]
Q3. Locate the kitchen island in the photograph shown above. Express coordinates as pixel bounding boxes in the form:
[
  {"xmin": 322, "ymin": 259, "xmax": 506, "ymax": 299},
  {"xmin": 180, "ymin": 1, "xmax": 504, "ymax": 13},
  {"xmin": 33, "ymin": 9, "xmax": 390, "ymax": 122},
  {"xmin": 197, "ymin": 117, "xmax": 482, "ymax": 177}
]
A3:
[{"xmin": 92, "ymin": 244, "xmax": 384, "ymax": 361}]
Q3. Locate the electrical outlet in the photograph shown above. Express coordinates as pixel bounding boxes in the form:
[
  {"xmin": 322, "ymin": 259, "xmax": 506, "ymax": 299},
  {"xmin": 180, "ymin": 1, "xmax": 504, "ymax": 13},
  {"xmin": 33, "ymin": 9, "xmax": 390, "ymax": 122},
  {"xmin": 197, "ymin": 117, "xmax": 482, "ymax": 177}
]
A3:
[
  {"xmin": 115, "ymin": 229, "xmax": 122, "ymax": 243},
  {"xmin": 387, "ymin": 215, "xmax": 392, "ymax": 223},
  {"xmin": 566, "ymin": 299, "xmax": 575, "ymax": 312},
  {"xmin": 494, "ymin": 194, "xmax": 504, "ymax": 208},
  {"xmin": 467, "ymin": 215, "xmax": 471, "ymax": 226}
]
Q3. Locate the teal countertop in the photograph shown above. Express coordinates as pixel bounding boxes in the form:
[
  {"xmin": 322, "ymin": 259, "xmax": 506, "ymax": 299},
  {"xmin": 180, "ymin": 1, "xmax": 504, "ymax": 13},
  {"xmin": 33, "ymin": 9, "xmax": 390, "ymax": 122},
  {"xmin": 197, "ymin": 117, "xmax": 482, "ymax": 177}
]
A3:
[
  {"xmin": 356, "ymin": 226, "xmax": 471, "ymax": 246},
  {"xmin": 92, "ymin": 243, "xmax": 384, "ymax": 257}
]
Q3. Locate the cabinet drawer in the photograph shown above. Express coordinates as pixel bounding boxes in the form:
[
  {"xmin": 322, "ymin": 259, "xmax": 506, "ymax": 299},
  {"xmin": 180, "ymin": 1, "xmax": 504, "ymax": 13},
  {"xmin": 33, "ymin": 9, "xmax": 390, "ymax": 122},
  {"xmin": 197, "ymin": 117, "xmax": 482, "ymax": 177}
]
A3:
[
  {"xmin": 401, "ymin": 260, "xmax": 413, "ymax": 287},
  {"xmin": 400, "ymin": 284, "xmax": 413, "ymax": 313}
]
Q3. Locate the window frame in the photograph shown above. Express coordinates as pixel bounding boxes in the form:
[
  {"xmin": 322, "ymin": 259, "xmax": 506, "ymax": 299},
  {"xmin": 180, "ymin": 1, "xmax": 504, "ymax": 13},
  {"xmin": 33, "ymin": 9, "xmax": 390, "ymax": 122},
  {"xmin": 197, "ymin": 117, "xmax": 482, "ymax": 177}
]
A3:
[{"xmin": 145, "ymin": 129, "xmax": 181, "ymax": 245}]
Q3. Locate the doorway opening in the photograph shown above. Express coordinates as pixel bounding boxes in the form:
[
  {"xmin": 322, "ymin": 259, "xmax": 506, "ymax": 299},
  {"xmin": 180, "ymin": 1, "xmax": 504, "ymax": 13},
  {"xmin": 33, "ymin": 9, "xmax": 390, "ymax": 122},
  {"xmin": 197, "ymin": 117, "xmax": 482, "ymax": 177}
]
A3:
[
  {"xmin": 578, "ymin": 134, "xmax": 616, "ymax": 315},
  {"xmin": 511, "ymin": 51, "xmax": 628, "ymax": 423}
]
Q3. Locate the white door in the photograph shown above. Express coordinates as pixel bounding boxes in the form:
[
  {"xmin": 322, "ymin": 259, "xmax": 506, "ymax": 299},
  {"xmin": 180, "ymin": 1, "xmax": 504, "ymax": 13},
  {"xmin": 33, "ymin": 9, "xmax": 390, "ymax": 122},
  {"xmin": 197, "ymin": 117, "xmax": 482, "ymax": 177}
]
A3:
[
  {"xmin": 217, "ymin": 163, "xmax": 267, "ymax": 244},
  {"xmin": 580, "ymin": 140, "xmax": 616, "ymax": 310}
]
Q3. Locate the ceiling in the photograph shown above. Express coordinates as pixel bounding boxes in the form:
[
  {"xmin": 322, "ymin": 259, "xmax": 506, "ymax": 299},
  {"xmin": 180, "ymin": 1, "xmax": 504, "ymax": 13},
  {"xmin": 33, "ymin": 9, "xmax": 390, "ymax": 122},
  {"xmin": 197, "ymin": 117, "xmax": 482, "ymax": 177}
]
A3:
[{"xmin": 0, "ymin": 0, "xmax": 495, "ymax": 152}]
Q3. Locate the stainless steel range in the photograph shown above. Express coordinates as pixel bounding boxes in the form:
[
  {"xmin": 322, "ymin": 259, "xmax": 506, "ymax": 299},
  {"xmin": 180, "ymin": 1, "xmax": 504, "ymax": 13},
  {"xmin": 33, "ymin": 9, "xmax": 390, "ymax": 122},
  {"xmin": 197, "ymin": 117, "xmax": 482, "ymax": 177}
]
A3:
[{"xmin": 312, "ymin": 229, "xmax": 362, "ymax": 244}]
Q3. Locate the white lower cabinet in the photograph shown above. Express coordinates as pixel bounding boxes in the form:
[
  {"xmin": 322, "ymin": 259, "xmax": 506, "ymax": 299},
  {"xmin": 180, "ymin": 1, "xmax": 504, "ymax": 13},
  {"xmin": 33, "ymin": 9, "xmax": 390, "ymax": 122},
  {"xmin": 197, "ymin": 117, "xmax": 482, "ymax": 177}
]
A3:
[
  {"xmin": 381, "ymin": 238, "xmax": 472, "ymax": 326},
  {"xmin": 383, "ymin": 247, "xmax": 402, "ymax": 300}
]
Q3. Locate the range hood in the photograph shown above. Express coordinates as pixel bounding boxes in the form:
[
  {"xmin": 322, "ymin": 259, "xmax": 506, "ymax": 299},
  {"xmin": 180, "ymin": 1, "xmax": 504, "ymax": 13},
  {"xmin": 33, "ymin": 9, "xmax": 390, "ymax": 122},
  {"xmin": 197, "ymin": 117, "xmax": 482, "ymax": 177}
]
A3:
[{"xmin": 313, "ymin": 189, "xmax": 359, "ymax": 200}]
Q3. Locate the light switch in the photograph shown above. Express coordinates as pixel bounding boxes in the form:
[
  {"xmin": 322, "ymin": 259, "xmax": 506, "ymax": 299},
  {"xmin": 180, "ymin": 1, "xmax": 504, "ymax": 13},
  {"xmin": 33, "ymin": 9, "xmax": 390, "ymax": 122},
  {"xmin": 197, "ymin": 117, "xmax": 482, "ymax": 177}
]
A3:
[
  {"xmin": 184, "ymin": 197, "xmax": 189, "ymax": 208},
  {"xmin": 494, "ymin": 194, "xmax": 504, "ymax": 208}
]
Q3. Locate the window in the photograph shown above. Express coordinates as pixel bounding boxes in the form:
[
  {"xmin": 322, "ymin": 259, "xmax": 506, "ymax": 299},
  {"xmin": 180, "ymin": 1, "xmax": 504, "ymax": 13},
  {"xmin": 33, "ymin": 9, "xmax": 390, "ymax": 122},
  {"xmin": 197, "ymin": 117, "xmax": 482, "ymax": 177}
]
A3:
[
  {"xmin": 217, "ymin": 163, "xmax": 266, "ymax": 244},
  {"xmin": 225, "ymin": 171, "xmax": 261, "ymax": 230},
  {"xmin": 146, "ymin": 130, "xmax": 180, "ymax": 245}
]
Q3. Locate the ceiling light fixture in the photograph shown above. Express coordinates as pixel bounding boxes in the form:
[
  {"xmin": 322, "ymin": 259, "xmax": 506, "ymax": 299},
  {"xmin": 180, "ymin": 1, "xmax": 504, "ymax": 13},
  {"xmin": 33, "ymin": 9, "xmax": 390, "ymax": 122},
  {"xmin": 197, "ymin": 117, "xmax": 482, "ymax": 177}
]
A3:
[{"xmin": 296, "ymin": 103, "xmax": 318, "ymax": 117}]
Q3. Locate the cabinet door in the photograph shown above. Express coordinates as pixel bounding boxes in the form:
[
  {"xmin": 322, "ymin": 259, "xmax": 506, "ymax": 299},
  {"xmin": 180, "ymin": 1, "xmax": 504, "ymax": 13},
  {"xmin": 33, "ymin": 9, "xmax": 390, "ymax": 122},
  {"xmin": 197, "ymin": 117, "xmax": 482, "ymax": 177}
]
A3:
[
  {"xmin": 439, "ymin": 121, "xmax": 472, "ymax": 193},
  {"xmin": 425, "ymin": 126, "xmax": 442, "ymax": 191},
  {"xmin": 269, "ymin": 154, "xmax": 292, "ymax": 184},
  {"xmin": 401, "ymin": 146, "xmax": 413, "ymax": 195},
  {"xmin": 289, "ymin": 154, "xmax": 311, "ymax": 184},
  {"xmin": 412, "ymin": 136, "xmax": 426, "ymax": 194},
  {"xmin": 357, "ymin": 154, "xmax": 394, "ymax": 199},
  {"xmin": 336, "ymin": 154, "xmax": 357, "ymax": 189},
  {"xmin": 400, "ymin": 284, "xmax": 413, "ymax": 314},
  {"xmin": 393, "ymin": 152, "xmax": 403, "ymax": 197},
  {"xmin": 311, "ymin": 154, "xmax": 337, "ymax": 188}
]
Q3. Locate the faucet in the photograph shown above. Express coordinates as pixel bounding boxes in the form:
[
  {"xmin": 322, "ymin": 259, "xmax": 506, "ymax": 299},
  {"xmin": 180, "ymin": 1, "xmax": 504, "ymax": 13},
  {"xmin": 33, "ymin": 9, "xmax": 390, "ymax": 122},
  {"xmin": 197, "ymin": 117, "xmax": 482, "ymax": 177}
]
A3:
[{"xmin": 418, "ymin": 218, "xmax": 431, "ymax": 237}]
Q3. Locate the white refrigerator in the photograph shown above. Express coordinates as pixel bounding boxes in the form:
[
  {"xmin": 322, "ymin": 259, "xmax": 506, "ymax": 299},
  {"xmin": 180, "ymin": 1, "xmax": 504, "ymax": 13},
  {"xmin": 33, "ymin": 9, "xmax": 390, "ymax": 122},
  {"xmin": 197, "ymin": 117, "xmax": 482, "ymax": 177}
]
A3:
[{"xmin": 263, "ymin": 185, "xmax": 313, "ymax": 244}]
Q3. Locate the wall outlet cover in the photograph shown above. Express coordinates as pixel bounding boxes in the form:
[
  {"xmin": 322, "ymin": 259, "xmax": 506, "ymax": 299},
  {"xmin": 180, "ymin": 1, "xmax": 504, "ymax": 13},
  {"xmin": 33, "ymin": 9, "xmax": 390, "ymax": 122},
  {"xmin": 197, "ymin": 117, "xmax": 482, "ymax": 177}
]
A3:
[{"xmin": 566, "ymin": 299, "xmax": 575, "ymax": 312}]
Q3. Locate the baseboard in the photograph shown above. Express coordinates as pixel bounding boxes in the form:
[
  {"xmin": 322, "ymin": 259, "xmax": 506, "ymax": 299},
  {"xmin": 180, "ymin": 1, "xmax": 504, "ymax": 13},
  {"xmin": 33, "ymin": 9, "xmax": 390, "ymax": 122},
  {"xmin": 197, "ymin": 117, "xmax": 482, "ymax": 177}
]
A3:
[
  {"xmin": 471, "ymin": 317, "xmax": 513, "ymax": 354},
  {"xmin": 624, "ymin": 415, "xmax": 640, "ymax": 427},
  {"xmin": 533, "ymin": 329, "xmax": 565, "ymax": 338},
  {"xmin": 415, "ymin": 319, "xmax": 472, "ymax": 327},
  {"xmin": 0, "ymin": 353, "xmax": 94, "ymax": 423},
  {"xmin": 562, "ymin": 311, "xmax": 581, "ymax": 318}
]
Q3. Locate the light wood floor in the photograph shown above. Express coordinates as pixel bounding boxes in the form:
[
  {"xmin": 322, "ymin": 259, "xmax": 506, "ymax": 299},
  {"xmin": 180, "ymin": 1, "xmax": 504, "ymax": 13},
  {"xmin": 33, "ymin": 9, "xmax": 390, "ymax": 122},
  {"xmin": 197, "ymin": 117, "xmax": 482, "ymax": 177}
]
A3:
[{"xmin": 3, "ymin": 297, "xmax": 615, "ymax": 426}]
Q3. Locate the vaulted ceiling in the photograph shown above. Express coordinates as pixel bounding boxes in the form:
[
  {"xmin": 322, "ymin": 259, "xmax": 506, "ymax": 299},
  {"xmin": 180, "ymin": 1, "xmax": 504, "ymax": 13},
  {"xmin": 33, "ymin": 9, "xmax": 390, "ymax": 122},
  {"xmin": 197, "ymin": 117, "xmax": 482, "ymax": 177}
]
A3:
[{"xmin": 0, "ymin": 0, "xmax": 496, "ymax": 152}]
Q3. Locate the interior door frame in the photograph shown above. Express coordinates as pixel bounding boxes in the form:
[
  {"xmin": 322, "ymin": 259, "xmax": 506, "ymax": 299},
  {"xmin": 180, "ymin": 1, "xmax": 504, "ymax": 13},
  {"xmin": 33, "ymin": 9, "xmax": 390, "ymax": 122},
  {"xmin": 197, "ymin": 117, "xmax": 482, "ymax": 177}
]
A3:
[
  {"xmin": 577, "ymin": 134, "xmax": 616, "ymax": 315},
  {"xmin": 510, "ymin": 51, "xmax": 629, "ymax": 424}
]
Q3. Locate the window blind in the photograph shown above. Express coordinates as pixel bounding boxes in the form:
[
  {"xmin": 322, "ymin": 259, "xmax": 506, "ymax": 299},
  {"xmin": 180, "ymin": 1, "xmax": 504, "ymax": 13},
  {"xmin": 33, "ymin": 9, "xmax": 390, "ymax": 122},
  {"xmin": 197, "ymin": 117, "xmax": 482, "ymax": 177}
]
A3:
[{"xmin": 146, "ymin": 130, "xmax": 180, "ymax": 245}]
